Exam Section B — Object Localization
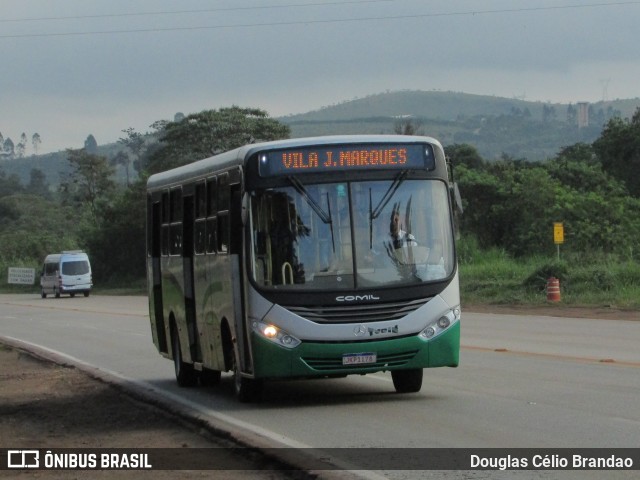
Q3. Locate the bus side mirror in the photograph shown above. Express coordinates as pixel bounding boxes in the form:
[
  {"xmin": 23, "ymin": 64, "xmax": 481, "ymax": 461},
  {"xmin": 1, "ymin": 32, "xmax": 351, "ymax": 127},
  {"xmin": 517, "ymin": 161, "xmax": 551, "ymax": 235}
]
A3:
[{"xmin": 451, "ymin": 182, "xmax": 464, "ymax": 214}]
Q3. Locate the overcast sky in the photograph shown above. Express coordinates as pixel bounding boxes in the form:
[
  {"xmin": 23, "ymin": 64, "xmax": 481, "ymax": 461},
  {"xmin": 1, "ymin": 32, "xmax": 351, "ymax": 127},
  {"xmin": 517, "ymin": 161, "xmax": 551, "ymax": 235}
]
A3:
[{"xmin": 2, "ymin": 0, "xmax": 640, "ymax": 155}]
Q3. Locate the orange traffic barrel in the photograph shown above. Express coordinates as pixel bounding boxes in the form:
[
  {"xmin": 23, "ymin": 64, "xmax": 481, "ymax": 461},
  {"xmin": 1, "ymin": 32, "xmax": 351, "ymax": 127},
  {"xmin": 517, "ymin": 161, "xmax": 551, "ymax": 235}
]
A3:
[{"xmin": 546, "ymin": 277, "xmax": 561, "ymax": 302}]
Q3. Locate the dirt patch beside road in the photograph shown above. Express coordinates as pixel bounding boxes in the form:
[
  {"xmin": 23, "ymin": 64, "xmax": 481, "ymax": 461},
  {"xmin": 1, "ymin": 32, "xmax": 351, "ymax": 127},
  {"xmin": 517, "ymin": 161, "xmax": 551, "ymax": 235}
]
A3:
[{"xmin": 0, "ymin": 344, "xmax": 308, "ymax": 479}]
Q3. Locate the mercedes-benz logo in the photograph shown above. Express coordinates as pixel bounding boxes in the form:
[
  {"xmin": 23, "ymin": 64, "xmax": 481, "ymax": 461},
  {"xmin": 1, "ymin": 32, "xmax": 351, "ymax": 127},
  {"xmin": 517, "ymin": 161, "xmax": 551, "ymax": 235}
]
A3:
[{"xmin": 353, "ymin": 325, "xmax": 367, "ymax": 337}]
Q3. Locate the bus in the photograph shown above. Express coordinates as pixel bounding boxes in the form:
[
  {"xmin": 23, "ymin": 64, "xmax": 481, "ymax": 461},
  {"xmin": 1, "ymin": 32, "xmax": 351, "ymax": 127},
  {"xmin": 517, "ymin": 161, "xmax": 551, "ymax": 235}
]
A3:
[{"xmin": 146, "ymin": 135, "xmax": 460, "ymax": 402}]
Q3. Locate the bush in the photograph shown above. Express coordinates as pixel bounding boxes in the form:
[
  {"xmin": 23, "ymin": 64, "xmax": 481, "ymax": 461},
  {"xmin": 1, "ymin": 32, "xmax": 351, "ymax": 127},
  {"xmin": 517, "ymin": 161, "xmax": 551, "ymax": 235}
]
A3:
[{"xmin": 523, "ymin": 262, "xmax": 570, "ymax": 292}]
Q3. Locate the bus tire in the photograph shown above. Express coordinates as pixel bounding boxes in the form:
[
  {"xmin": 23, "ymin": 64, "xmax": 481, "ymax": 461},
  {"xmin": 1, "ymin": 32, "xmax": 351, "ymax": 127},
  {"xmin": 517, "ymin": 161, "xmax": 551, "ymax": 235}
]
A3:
[
  {"xmin": 172, "ymin": 327, "xmax": 198, "ymax": 387},
  {"xmin": 41, "ymin": 289, "xmax": 47, "ymax": 299},
  {"xmin": 232, "ymin": 349, "xmax": 262, "ymax": 402},
  {"xmin": 84, "ymin": 291, "xmax": 90, "ymax": 297},
  {"xmin": 391, "ymin": 368, "xmax": 423, "ymax": 393},
  {"xmin": 54, "ymin": 288, "xmax": 60, "ymax": 298}
]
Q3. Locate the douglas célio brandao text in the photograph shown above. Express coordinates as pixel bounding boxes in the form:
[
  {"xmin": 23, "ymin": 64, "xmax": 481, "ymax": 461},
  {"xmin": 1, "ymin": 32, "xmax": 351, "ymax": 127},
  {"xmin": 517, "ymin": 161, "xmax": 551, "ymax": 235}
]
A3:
[{"xmin": 470, "ymin": 453, "xmax": 634, "ymax": 471}]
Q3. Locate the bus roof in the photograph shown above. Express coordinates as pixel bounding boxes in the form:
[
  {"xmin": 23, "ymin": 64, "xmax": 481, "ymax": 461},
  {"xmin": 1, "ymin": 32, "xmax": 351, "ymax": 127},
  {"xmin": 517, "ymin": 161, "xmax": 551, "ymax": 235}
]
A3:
[{"xmin": 146, "ymin": 134, "xmax": 443, "ymax": 191}]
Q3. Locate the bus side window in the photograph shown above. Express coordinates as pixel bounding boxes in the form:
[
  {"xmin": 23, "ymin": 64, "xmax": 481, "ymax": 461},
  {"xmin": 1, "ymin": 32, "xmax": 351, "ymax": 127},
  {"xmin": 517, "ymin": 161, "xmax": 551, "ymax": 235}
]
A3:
[
  {"xmin": 206, "ymin": 218, "xmax": 217, "ymax": 254},
  {"xmin": 161, "ymin": 191, "xmax": 170, "ymax": 256},
  {"xmin": 170, "ymin": 187, "xmax": 183, "ymax": 255},
  {"xmin": 217, "ymin": 173, "xmax": 230, "ymax": 254},
  {"xmin": 194, "ymin": 182, "xmax": 206, "ymax": 255},
  {"xmin": 206, "ymin": 177, "xmax": 217, "ymax": 255},
  {"xmin": 205, "ymin": 177, "xmax": 218, "ymax": 253}
]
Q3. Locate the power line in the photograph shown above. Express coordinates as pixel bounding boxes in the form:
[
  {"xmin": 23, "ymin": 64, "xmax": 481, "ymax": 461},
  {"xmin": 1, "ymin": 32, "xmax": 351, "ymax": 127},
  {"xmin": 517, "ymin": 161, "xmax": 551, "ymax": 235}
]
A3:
[
  {"xmin": 1, "ymin": 1, "xmax": 639, "ymax": 39},
  {"xmin": 1, "ymin": 0, "xmax": 403, "ymax": 23}
]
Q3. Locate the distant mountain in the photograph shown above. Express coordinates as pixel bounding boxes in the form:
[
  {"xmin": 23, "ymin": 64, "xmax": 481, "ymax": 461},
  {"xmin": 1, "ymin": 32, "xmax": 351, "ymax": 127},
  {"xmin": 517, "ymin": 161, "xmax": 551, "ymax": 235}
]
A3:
[
  {"xmin": 279, "ymin": 90, "xmax": 640, "ymax": 160},
  {"xmin": 3, "ymin": 90, "xmax": 640, "ymax": 188},
  {"xmin": 0, "ymin": 142, "xmax": 126, "ymax": 188},
  {"xmin": 282, "ymin": 90, "xmax": 640, "ymax": 121}
]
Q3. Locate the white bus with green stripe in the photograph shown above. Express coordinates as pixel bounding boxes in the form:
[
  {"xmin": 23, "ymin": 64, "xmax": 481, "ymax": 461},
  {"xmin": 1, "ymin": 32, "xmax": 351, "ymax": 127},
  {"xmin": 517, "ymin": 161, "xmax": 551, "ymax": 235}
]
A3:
[{"xmin": 146, "ymin": 135, "xmax": 460, "ymax": 402}]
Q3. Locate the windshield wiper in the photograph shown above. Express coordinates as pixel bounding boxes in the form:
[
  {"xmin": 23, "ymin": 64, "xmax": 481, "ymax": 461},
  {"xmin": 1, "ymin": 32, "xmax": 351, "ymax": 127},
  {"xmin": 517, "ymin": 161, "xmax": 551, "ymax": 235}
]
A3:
[
  {"xmin": 288, "ymin": 176, "xmax": 335, "ymax": 252},
  {"xmin": 370, "ymin": 170, "xmax": 408, "ymax": 220},
  {"xmin": 367, "ymin": 171, "xmax": 409, "ymax": 249},
  {"xmin": 369, "ymin": 188, "xmax": 373, "ymax": 250}
]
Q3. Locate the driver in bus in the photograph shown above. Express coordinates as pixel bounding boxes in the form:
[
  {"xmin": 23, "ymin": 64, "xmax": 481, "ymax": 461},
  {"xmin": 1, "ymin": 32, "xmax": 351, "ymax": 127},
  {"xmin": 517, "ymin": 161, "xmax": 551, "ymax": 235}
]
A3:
[{"xmin": 389, "ymin": 208, "xmax": 417, "ymax": 249}]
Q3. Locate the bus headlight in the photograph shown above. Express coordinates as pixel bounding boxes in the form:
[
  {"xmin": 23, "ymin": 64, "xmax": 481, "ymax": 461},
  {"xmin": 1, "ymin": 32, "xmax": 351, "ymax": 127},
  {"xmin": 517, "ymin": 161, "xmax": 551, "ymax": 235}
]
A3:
[
  {"xmin": 437, "ymin": 316, "xmax": 450, "ymax": 329},
  {"xmin": 253, "ymin": 321, "xmax": 301, "ymax": 349},
  {"xmin": 420, "ymin": 306, "xmax": 460, "ymax": 340}
]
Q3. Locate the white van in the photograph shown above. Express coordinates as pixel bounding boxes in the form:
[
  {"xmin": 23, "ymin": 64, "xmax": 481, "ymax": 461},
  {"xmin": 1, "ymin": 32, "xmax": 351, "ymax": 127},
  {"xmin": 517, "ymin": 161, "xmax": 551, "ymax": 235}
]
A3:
[{"xmin": 40, "ymin": 251, "xmax": 93, "ymax": 298}]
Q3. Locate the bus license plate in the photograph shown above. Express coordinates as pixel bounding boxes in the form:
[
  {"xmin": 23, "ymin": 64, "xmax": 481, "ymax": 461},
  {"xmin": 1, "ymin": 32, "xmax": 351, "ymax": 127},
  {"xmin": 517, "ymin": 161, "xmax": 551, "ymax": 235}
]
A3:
[{"xmin": 342, "ymin": 352, "xmax": 377, "ymax": 365}]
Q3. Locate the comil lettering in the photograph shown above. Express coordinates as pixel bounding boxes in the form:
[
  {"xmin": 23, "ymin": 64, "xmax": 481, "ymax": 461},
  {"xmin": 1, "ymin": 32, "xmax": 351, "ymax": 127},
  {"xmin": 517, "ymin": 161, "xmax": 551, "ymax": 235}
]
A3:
[{"xmin": 336, "ymin": 294, "xmax": 380, "ymax": 302}]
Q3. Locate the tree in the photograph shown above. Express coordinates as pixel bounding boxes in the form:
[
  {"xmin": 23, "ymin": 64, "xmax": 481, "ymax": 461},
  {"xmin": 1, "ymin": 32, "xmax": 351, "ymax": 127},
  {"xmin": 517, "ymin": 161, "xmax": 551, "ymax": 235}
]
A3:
[
  {"xmin": 566, "ymin": 104, "xmax": 577, "ymax": 125},
  {"xmin": 85, "ymin": 179, "xmax": 146, "ymax": 282},
  {"xmin": 393, "ymin": 118, "xmax": 423, "ymax": 136},
  {"xmin": 59, "ymin": 149, "xmax": 115, "ymax": 225},
  {"xmin": 111, "ymin": 150, "xmax": 131, "ymax": 185},
  {"xmin": 32, "ymin": 133, "xmax": 41, "ymax": 156},
  {"xmin": 84, "ymin": 134, "xmax": 98, "ymax": 153},
  {"xmin": 147, "ymin": 106, "xmax": 290, "ymax": 174},
  {"xmin": 26, "ymin": 168, "xmax": 50, "ymax": 199},
  {"xmin": 3, "ymin": 138, "xmax": 15, "ymax": 159},
  {"xmin": 445, "ymin": 143, "xmax": 485, "ymax": 169},
  {"xmin": 593, "ymin": 108, "xmax": 640, "ymax": 197},
  {"xmin": 454, "ymin": 164, "xmax": 500, "ymax": 248},
  {"xmin": 543, "ymin": 104, "xmax": 556, "ymax": 123},
  {"xmin": 0, "ymin": 194, "xmax": 83, "ymax": 262},
  {"xmin": 118, "ymin": 127, "xmax": 147, "ymax": 184},
  {"xmin": 0, "ymin": 170, "xmax": 23, "ymax": 198},
  {"xmin": 454, "ymin": 141, "xmax": 640, "ymax": 257},
  {"xmin": 15, "ymin": 133, "xmax": 27, "ymax": 158}
]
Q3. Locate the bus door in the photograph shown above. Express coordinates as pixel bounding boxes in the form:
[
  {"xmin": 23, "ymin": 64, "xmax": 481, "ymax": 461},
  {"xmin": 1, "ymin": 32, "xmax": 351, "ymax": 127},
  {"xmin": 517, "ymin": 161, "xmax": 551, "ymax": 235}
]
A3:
[
  {"xmin": 149, "ymin": 198, "xmax": 168, "ymax": 353},
  {"xmin": 229, "ymin": 181, "xmax": 253, "ymax": 374},
  {"xmin": 182, "ymin": 194, "xmax": 201, "ymax": 362},
  {"xmin": 202, "ymin": 175, "xmax": 225, "ymax": 371}
]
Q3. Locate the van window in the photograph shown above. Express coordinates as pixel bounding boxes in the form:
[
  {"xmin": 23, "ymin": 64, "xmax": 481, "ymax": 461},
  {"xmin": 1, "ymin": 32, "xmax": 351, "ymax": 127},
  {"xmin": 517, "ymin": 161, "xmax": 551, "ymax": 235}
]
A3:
[
  {"xmin": 44, "ymin": 263, "xmax": 58, "ymax": 275},
  {"xmin": 62, "ymin": 261, "xmax": 90, "ymax": 275}
]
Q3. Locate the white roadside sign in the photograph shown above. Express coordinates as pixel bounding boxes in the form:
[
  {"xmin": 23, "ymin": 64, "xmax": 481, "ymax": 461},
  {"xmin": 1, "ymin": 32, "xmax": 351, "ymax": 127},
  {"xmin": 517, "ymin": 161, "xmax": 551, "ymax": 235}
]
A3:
[{"xmin": 8, "ymin": 267, "xmax": 36, "ymax": 285}]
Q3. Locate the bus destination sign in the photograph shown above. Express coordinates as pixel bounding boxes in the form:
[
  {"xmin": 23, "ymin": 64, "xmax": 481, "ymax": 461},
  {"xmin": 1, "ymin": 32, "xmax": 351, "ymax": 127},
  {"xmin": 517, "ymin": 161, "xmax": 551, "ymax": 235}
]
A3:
[{"xmin": 258, "ymin": 143, "xmax": 433, "ymax": 176}]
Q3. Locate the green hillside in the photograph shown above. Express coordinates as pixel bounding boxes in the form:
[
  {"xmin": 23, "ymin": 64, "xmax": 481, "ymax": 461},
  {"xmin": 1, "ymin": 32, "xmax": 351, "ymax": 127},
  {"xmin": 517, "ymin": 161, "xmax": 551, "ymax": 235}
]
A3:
[
  {"xmin": 3, "ymin": 90, "xmax": 640, "ymax": 188},
  {"xmin": 279, "ymin": 90, "xmax": 640, "ymax": 160},
  {"xmin": 0, "ymin": 142, "xmax": 127, "ymax": 188},
  {"xmin": 282, "ymin": 90, "xmax": 640, "ymax": 122}
]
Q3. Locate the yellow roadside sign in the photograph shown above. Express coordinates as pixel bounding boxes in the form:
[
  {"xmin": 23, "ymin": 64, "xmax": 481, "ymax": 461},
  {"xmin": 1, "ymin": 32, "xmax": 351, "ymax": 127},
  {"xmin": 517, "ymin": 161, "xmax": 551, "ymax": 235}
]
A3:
[{"xmin": 554, "ymin": 222, "xmax": 564, "ymax": 244}]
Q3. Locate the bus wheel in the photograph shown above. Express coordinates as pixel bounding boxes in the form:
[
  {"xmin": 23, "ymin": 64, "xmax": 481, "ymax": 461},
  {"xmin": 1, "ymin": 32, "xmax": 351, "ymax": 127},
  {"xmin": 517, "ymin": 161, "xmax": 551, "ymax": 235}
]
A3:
[
  {"xmin": 41, "ymin": 289, "xmax": 47, "ymax": 299},
  {"xmin": 54, "ymin": 288, "xmax": 60, "ymax": 298},
  {"xmin": 391, "ymin": 369, "xmax": 423, "ymax": 393},
  {"xmin": 84, "ymin": 291, "xmax": 90, "ymax": 297},
  {"xmin": 231, "ymin": 349, "xmax": 262, "ymax": 402},
  {"xmin": 200, "ymin": 368, "xmax": 221, "ymax": 387},
  {"xmin": 172, "ymin": 328, "xmax": 197, "ymax": 387}
]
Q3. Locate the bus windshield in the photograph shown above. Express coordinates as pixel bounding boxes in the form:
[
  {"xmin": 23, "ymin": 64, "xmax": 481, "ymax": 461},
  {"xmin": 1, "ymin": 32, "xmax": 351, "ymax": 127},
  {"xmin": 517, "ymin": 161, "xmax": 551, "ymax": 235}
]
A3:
[{"xmin": 249, "ymin": 178, "xmax": 454, "ymax": 291}]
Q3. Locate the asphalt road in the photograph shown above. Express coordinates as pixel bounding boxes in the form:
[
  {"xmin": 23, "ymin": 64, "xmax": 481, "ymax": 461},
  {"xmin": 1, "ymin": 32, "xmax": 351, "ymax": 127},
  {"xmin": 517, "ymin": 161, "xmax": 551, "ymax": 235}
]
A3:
[{"xmin": 1, "ymin": 294, "xmax": 638, "ymax": 479}]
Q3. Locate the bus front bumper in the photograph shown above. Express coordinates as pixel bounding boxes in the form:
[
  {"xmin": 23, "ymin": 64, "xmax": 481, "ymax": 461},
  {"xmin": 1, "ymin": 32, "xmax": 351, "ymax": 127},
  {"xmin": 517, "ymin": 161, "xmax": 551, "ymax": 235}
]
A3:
[{"xmin": 251, "ymin": 321, "xmax": 459, "ymax": 379}]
